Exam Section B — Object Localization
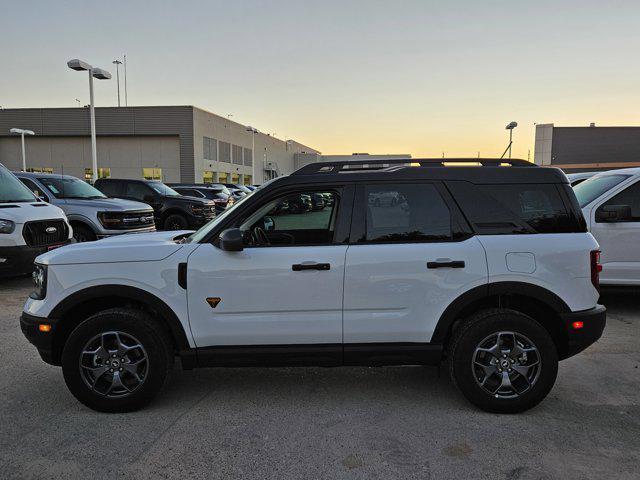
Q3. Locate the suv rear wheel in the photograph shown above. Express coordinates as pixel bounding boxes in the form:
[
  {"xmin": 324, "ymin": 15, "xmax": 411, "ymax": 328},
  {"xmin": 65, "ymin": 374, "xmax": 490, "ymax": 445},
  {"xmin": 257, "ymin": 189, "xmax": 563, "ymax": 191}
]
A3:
[
  {"xmin": 449, "ymin": 308, "xmax": 558, "ymax": 413},
  {"xmin": 61, "ymin": 308, "xmax": 174, "ymax": 412}
]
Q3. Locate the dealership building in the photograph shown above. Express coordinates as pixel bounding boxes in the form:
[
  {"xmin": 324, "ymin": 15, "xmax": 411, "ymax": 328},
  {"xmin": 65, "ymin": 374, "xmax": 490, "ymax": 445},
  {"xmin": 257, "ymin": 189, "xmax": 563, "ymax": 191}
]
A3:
[
  {"xmin": 534, "ymin": 123, "xmax": 640, "ymax": 172},
  {"xmin": 0, "ymin": 106, "xmax": 321, "ymax": 185}
]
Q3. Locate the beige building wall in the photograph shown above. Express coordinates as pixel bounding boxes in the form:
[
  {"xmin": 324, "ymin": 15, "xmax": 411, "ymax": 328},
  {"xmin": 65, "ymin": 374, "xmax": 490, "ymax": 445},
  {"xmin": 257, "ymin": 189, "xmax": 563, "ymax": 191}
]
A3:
[
  {"xmin": 192, "ymin": 107, "xmax": 319, "ymax": 185},
  {"xmin": 0, "ymin": 136, "xmax": 180, "ymax": 181}
]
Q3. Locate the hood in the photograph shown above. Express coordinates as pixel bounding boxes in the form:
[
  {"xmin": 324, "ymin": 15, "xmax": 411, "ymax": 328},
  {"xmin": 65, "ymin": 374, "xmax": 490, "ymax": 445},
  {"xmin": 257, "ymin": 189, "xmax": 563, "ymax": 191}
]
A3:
[
  {"xmin": 36, "ymin": 230, "xmax": 194, "ymax": 266},
  {"xmin": 62, "ymin": 197, "xmax": 153, "ymax": 212},
  {"xmin": 0, "ymin": 202, "xmax": 67, "ymax": 223}
]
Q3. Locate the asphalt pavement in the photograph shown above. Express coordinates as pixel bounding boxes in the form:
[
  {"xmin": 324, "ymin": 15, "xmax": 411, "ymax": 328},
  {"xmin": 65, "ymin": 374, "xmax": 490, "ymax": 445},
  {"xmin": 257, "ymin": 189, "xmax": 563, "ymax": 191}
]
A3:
[{"xmin": 1, "ymin": 276, "xmax": 638, "ymax": 479}]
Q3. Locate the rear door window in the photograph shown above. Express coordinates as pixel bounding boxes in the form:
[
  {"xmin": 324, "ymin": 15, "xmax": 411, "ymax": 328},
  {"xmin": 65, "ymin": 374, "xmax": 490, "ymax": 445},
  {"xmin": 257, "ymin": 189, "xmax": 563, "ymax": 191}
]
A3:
[
  {"xmin": 361, "ymin": 183, "xmax": 452, "ymax": 243},
  {"xmin": 125, "ymin": 182, "xmax": 153, "ymax": 202},
  {"xmin": 97, "ymin": 180, "xmax": 123, "ymax": 197}
]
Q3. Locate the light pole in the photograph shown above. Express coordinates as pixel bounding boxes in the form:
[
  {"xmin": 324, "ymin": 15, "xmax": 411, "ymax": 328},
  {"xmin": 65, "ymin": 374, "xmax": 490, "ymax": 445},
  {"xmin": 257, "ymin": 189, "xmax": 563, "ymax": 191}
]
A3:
[
  {"xmin": 123, "ymin": 54, "xmax": 128, "ymax": 106},
  {"xmin": 246, "ymin": 126, "xmax": 258, "ymax": 182},
  {"xmin": 67, "ymin": 59, "xmax": 111, "ymax": 183},
  {"xmin": 112, "ymin": 60, "xmax": 122, "ymax": 107},
  {"xmin": 504, "ymin": 121, "xmax": 518, "ymax": 159},
  {"xmin": 9, "ymin": 128, "xmax": 35, "ymax": 171}
]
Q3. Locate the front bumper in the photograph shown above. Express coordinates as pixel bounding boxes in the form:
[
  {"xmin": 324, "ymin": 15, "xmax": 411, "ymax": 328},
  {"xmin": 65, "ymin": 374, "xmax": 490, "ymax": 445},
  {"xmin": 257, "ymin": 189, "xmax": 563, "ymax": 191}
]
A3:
[
  {"xmin": 560, "ymin": 304, "xmax": 606, "ymax": 358},
  {"xmin": 0, "ymin": 241, "xmax": 71, "ymax": 278},
  {"xmin": 20, "ymin": 312, "xmax": 58, "ymax": 365}
]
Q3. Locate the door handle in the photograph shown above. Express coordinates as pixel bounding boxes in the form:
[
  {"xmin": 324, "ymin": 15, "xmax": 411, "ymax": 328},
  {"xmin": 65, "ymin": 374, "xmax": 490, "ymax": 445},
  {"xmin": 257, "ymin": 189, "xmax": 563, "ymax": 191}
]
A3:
[
  {"xmin": 427, "ymin": 260, "xmax": 465, "ymax": 269},
  {"xmin": 292, "ymin": 262, "xmax": 331, "ymax": 271}
]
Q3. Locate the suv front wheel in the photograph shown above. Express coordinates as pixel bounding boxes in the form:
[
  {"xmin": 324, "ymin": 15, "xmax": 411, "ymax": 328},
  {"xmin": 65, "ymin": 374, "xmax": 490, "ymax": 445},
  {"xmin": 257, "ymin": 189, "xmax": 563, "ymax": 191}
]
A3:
[
  {"xmin": 449, "ymin": 308, "xmax": 558, "ymax": 413},
  {"xmin": 61, "ymin": 308, "xmax": 174, "ymax": 412}
]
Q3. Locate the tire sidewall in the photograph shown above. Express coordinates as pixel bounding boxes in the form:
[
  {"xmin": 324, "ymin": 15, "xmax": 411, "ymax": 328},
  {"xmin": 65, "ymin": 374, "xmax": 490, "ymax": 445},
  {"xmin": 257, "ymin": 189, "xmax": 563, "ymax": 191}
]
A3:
[
  {"xmin": 451, "ymin": 311, "xmax": 559, "ymax": 413},
  {"xmin": 61, "ymin": 311, "xmax": 171, "ymax": 412}
]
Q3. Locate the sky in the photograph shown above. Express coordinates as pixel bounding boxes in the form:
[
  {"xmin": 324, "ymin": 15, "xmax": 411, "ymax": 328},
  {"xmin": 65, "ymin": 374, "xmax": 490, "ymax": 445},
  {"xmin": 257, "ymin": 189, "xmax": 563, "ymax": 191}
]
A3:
[{"xmin": 2, "ymin": 0, "xmax": 640, "ymax": 158}]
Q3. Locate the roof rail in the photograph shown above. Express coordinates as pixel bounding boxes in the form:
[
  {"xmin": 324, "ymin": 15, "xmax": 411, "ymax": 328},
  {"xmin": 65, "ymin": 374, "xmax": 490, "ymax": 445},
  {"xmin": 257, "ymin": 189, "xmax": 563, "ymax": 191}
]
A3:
[{"xmin": 292, "ymin": 158, "xmax": 535, "ymax": 175}]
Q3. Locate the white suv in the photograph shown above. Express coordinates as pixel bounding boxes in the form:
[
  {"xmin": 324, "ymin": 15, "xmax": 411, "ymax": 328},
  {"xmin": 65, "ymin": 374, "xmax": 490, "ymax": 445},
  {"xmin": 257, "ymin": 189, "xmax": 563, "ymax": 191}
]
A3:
[
  {"xmin": 573, "ymin": 167, "xmax": 640, "ymax": 286},
  {"xmin": 20, "ymin": 159, "xmax": 606, "ymax": 413},
  {"xmin": 0, "ymin": 164, "xmax": 73, "ymax": 278}
]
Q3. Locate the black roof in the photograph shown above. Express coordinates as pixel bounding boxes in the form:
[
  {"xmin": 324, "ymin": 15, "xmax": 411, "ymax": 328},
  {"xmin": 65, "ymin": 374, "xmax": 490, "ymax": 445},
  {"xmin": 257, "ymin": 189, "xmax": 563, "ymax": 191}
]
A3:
[{"xmin": 279, "ymin": 158, "xmax": 567, "ymax": 185}]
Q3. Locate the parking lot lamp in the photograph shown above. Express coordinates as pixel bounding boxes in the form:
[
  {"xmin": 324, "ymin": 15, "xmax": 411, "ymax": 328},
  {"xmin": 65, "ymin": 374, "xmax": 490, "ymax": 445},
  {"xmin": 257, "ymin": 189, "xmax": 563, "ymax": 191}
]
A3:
[
  {"xmin": 9, "ymin": 128, "xmax": 35, "ymax": 171},
  {"xmin": 112, "ymin": 60, "xmax": 122, "ymax": 107},
  {"xmin": 504, "ymin": 121, "xmax": 518, "ymax": 159},
  {"xmin": 67, "ymin": 59, "xmax": 112, "ymax": 182}
]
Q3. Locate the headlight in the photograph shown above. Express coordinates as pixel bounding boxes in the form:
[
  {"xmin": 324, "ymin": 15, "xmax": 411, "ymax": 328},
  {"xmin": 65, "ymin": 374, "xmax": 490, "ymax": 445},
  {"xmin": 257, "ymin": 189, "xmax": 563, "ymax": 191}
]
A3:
[
  {"xmin": 97, "ymin": 212, "xmax": 123, "ymax": 228},
  {"xmin": 189, "ymin": 204, "xmax": 205, "ymax": 214},
  {"xmin": 0, "ymin": 219, "xmax": 15, "ymax": 234},
  {"xmin": 30, "ymin": 264, "xmax": 47, "ymax": 300}
]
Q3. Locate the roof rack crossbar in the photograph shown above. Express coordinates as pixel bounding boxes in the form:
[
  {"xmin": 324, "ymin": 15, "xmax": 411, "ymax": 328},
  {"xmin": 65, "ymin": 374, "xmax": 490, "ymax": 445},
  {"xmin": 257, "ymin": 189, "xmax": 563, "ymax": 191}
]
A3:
[{"xmin": 293, "ymin": 158, "xmax": 535, "ymax": 175}]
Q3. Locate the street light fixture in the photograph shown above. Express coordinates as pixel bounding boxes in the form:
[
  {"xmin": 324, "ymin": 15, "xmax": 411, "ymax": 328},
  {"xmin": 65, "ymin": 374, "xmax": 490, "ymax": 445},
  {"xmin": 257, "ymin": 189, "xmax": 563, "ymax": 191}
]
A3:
[
  {"xmin": 9, "ymin": 128, "xmax": 35, "ymax": 171},
  {"xmin": 502, "ymin": 121, "xmax": 518, "ymax": 159},
  {"xmin": 67, "ymin": 58, "xmax": 112, "ymax": 183}
]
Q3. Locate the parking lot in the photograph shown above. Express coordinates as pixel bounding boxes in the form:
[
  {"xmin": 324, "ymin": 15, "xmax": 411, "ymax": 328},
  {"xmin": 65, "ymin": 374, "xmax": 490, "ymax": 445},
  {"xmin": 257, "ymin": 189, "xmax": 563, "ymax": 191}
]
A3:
[{"xmin": 0, "ymin": 276, "xmax": 638, "ymax": 480}]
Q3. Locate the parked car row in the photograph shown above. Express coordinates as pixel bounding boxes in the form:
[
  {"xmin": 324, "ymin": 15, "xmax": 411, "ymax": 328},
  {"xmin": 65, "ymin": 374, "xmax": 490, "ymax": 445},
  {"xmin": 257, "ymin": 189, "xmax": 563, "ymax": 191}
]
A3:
[{"xmin": 1, "ymin": 164, "xmax": 259, "ymax": 277}]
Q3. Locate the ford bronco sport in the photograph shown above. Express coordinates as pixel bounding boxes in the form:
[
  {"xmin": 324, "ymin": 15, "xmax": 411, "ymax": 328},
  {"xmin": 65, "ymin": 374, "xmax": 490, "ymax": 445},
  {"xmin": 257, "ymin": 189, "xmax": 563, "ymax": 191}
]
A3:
[{"xmin": 20, "ymin": 158, "xmax": 606, "ymax": 413}]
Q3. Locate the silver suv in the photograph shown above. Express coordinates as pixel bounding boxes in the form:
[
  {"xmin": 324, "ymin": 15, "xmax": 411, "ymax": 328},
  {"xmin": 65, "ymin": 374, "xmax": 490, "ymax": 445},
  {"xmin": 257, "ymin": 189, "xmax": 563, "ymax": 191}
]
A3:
[{"xmin": 15, "ymin": 173, "xmax": 155, "ymax": 242}]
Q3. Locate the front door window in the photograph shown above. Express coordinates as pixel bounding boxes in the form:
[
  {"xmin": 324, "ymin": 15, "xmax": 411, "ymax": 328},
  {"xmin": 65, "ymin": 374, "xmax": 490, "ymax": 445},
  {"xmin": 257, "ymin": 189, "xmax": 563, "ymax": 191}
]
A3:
[{"xmin": 239, "ymin": 191, "xmax": 338, "ymax": 246}]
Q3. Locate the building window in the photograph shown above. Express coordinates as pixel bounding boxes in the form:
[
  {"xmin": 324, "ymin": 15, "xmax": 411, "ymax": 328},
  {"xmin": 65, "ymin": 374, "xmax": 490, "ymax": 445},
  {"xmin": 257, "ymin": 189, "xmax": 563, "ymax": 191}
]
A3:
[
  {"xmin": 142, "ymin": 167, "xmax": 162, "ymax": 180},
  {"xmin": 219, "ymin": 142, "xmax": 231, "ymax": 163},
  {"xmin": 244, "ymin": 148, "xmax": 253, "ymax": 166},
  {"xmin": 203, "ymin": 137, "xmax": 217, "ymax": 161},
  {"xmin": 203, "ymin": 171, "xmax": 215, "ymax": 184},
  {"xmin": 243, "ymin": 175, "xmax": 253, "ymax": 185},
  {"xmin": 203, "ymin": 138, "xmax": 210, "ymax": 160},
  {"xmin": 232, "ymin": 144, "xmax": 243, "ymax": 165},
  {"xmin": 218, "ymin": 172, "xmax": 229, "ymax": 183},
  {"xmin": 85, "ymin": 168, "xmax": 111, "ymax": 181},
  {"xmin": 231, "ymin": 173, "xmax": 240, "ymax": 184}
]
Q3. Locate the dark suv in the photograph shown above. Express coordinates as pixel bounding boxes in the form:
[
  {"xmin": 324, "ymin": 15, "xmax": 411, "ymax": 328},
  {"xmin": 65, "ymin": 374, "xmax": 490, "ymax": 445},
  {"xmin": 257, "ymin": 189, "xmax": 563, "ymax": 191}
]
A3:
[
  {"xmin": 94, "ymin": 178, "xmax": 216, "ymax": 231},
  {"xmin": 167, "ymin": 183, "xmax": 234, "ymax": 214}
]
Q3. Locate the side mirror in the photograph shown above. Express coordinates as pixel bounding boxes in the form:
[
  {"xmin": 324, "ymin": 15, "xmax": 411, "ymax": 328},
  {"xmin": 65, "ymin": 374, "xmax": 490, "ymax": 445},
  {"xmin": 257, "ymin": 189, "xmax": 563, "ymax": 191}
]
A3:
[
  {"xmin": 219, "ymin": 228, "xmax": 244, "ymax": 251},
  {"xmin": 263, "ymin": 216, "xmax": 275, "ymax": 231},
  {"xmin": 595, "ymin": 204, "xmax": 632, "ymax": 222}
]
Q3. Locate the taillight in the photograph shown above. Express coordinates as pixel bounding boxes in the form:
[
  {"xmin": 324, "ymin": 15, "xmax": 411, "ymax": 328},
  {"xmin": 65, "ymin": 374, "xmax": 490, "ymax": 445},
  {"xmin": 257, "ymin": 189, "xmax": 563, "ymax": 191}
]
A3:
[{"xmin": 590, "ymin": 250, "xmax": 602, "ymax": 291}]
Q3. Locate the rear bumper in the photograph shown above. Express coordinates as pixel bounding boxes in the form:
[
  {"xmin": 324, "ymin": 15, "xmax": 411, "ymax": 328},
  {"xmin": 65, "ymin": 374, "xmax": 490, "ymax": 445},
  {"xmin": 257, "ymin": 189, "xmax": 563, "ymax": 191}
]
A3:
[
  {"xmin": 20, "ymin": 311, "xmax": 58, "ymax": 365},
  {"xmin": 560, "ymin": 304, "xmax": 606, "ymax": 359}
]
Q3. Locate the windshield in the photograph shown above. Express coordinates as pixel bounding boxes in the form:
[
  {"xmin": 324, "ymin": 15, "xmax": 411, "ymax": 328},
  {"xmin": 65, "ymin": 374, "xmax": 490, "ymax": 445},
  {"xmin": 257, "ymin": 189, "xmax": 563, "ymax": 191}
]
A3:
[
  {"xmin": 188, "ymin": 193, "xmax": 252, "ymax": 243},
  {"xmin": 38, "ymin": 176, "xmax": 106, "ymax": 199},
  {"xmin": 574, "ymin": 174, "xmax": 631, "ymax": 207},
  {"xmin": 0, "ymin": 165, "xmax": 36, "ymax": 203},
  {"xmin": 149, "ymin": 182, "xmax": 181, "ymax": 196}
]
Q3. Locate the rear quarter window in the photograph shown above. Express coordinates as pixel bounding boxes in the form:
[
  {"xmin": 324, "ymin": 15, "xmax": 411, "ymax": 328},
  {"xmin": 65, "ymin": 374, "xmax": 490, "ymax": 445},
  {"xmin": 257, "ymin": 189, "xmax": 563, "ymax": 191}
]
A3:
[{"xmin": 447, "ymin": 181, "xmax": 585, "ymax": 234}]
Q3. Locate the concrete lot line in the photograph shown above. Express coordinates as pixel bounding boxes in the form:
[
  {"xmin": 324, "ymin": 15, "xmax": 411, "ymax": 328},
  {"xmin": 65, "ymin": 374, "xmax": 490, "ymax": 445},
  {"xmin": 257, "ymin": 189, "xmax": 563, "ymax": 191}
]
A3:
[{"xmin": 1, "ymin": 277, "xmax": 639, "ymax": 480}]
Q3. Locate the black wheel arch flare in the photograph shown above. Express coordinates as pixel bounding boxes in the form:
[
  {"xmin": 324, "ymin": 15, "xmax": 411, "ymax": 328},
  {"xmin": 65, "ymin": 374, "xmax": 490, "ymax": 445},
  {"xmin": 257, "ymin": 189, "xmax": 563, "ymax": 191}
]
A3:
[
  {"xmin": 432, "ymin": 281, "xmax": 571, "ymax": 346},
  {"xmin": 49, "ymin": 284, "xmax": 191, "ymax": 359}
]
